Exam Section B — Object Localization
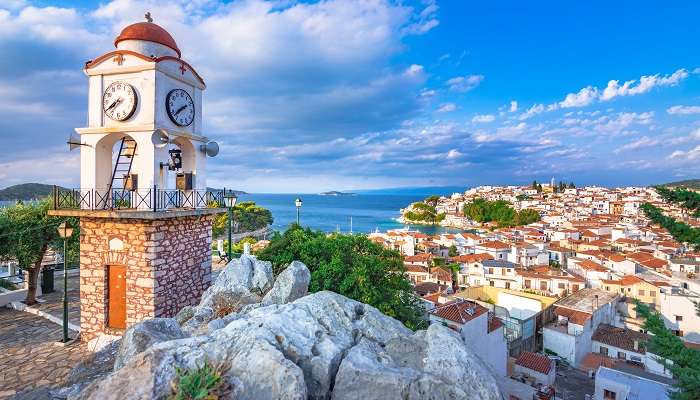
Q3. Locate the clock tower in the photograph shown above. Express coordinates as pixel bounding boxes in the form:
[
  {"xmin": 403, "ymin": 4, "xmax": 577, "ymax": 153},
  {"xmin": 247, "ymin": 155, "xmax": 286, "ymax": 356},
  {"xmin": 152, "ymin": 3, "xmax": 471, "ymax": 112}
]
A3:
[{"xmin": 49, "ymin": 15, "xmax": 226, "ymax": 342}]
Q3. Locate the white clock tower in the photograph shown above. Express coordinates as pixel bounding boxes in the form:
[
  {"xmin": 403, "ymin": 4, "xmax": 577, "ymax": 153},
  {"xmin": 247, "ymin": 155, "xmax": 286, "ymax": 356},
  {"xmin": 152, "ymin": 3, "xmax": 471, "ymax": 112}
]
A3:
[
  {"xmin": 74, "ymin": 12, "xmax": 218, "ymax": 207},
  {"xmin": 50, "ymin": 15, "xmax": 225, "ymax": 341}
]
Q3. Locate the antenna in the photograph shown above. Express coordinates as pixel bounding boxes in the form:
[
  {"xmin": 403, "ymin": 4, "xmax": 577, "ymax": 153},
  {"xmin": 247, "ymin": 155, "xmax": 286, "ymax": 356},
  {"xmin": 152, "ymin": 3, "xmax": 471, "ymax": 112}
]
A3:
[
  {"xmin": 199, "ymin": 141, "xmax": 220, "ymax": 157},
  {"xmin": 67, "ymin": 133, "xmax": 90, "ymax": 151}
]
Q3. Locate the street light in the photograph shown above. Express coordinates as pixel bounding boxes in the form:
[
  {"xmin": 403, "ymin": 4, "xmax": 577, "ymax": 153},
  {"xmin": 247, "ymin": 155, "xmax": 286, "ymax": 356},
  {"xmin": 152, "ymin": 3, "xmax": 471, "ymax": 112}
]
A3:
[
  {"xmin": 223, "ymin": 191, "xmax": 238, "ymax": 259},
  {"xmin": 295, "ymin": 197, "xmax": 303, "ymax": 225},
  {"xmin": 57, "ymin": 221, "xmax": 73, "ymax": 343}
]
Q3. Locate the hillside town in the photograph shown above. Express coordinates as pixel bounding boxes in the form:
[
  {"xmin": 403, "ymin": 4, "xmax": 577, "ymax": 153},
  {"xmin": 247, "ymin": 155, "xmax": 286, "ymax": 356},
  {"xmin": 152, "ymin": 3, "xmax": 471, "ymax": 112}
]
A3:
[{"xmin": 370, "ymin": 183, "xmax": 700, "ymax": 399}]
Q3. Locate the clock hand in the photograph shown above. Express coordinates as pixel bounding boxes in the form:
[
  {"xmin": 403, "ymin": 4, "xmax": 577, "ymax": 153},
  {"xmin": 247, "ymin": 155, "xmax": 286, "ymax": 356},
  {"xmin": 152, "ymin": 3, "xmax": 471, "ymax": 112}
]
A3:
[
  {"xmin": 106, "ymin": 98, "xmax": 122, "ymax": 112},
  {"xmin": 174, "ymin": 105, "xmax": 188, "ymax": 116}
]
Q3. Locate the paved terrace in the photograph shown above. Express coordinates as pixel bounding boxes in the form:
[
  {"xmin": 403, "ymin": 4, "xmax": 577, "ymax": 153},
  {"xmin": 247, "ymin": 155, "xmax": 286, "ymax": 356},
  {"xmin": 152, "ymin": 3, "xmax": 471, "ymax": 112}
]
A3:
[{"xmin": 0, "ymin": 273, "xmax": 85, "ymax": 398}]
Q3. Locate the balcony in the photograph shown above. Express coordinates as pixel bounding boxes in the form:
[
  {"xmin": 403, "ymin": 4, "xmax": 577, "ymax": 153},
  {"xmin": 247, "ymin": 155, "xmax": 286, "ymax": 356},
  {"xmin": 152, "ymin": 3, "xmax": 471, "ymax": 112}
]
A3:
[{"xmin": 48, "ymin": 186, "xmax": 227, "ymax": 219}]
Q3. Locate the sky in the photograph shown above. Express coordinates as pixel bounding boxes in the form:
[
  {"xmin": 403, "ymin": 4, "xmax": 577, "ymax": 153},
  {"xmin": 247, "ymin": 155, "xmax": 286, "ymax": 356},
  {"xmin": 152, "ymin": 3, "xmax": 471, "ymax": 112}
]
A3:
[{"xmin": 0, "ymin": 0, "xmax": 699, "ymax": 193}]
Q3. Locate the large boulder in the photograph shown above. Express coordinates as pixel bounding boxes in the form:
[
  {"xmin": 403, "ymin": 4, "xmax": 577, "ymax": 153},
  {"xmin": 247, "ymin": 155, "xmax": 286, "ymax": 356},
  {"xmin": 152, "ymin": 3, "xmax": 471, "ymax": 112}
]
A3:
[
  {"xmin": 75, "ymin": 291, "xmax": 501, "ymax": 400},
  {"xmin": 114, "ymin": 318, "xmax": 187, "ymax": 371},
  {"xmin": 332, "ymin": 325, "xmax": 502, "ymax": 400},
  {"xmin": 180, "ymin": 255, "xmax": 269, "ymax": 333},
  {"xmin": 261, "ymin": 260, "xmax": 311, "ymax": 306}
]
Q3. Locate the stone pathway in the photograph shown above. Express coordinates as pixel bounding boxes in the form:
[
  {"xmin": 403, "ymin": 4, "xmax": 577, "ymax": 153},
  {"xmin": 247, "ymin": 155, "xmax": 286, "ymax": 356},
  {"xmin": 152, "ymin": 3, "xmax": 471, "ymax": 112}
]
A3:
[
  {"xmin": 33, "ymin": 273, "xmax": 81, "ymax": 327},
  {"xmin": 0, "ymin": 308, "xmax": 89, "ymax": 399}
]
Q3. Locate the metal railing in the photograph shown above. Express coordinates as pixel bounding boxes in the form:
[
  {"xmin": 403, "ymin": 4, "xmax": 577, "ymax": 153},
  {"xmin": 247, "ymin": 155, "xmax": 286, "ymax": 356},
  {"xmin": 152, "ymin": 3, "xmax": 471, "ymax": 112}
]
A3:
[{"xmin": 52, "ymin": 185, "xmax": 225, "ymax": 211}]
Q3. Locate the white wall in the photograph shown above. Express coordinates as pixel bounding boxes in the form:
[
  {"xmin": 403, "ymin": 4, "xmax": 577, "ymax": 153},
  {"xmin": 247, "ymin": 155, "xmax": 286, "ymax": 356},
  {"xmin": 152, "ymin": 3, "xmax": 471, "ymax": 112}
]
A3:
[
  {"xmin": 497, "ymin": 292, "xmax": 541, "ymax": 320},
  {"xmin": 459, "ymin": 313, "xmax": 508, "ymax": 377}
]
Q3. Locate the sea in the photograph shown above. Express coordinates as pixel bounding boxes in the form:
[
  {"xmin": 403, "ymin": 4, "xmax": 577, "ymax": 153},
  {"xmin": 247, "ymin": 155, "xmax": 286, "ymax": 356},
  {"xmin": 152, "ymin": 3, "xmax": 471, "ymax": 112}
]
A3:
[
  {"xmin": 237, "ymin": 192, "xmax": 465, "ymax": 234},
  {"xmin": 0, "ymin": 186, "xmax": 468, "ymax": 235}
]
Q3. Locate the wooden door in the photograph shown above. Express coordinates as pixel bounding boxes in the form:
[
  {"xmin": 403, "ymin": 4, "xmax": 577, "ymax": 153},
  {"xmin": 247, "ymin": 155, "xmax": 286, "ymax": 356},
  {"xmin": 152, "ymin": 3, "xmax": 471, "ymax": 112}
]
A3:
[{"xmin": 108, "ymin": 265, "xmax": 127, "ymax": 329}]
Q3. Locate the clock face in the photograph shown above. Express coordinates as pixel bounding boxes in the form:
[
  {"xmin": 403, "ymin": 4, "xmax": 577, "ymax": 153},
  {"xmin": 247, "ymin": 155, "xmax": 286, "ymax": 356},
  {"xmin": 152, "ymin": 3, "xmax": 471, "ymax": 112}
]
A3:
[
  {"xmin": 166, "ymin": 89, "xmax": 195, "ymax": 127},
  {"xmin": 102, "ymin": 81, "xmax": 137, "ymax": 121}
]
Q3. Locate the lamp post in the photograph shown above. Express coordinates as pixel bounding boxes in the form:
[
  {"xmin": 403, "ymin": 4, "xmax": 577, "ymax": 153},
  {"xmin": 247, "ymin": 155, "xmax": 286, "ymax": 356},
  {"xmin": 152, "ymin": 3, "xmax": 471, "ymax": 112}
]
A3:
[
  {"xmin": 223, "ymin": 191, "xmax": 238, "ymax": 259},
  {"xmin": 295, "ymin": 197, "xmax": 303, "ymax": 225},
  {"xmin": 57, "ymin": 221, "xmax": 73, "ymax": 343}
]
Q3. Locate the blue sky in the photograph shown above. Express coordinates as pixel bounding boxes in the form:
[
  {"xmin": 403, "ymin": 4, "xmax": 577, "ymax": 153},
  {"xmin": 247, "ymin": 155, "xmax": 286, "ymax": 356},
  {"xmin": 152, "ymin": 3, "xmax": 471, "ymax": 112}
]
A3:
[{"xmin": 0, "ymin": 0, "xmax": 699, "ymax": 192}]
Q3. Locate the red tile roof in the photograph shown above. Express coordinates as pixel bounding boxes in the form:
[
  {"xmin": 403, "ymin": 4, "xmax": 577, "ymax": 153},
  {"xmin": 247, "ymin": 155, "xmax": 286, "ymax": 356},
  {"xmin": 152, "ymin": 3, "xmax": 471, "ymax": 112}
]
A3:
[
  {"xmin": 479, "ymin": 240, "xmax": 510, "ymax": 250},
  {"xmin": 554, "ymin": 306, "xmax": 591, "ymax": 325},
  {"xmin": 515, "ymin": 351, "xmax": 553, "ymax": 374},
  {"xmin": 592, "ymin": 324, "xmax": 649, "ymax": 354},
  {"xmin": 452, "ymin": 253, "xmax": 494, "ymax": 263},
  {"xmin": 429, "ymin": 299, "xmax": 488, "ymax": 325}
]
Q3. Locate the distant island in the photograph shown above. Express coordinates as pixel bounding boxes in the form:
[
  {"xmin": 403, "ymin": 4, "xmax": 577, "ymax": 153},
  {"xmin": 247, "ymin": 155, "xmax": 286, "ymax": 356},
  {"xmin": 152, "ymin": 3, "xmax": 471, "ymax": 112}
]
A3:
[
  {"xmin": 0, "ymin": 183, "xmax": 60, "ymax": 201},
  {"xmin": 206, "ymin": 187, "xmax": 249, "ymax": 196},
  {"xmin": 320, "ymin": 191, "xmax": 357, "ymax": 196}
]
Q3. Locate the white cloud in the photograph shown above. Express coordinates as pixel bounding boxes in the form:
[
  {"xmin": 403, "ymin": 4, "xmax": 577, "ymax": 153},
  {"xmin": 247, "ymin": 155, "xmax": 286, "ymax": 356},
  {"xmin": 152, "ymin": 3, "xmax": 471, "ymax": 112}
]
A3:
[
  {"xmin": 614, "ymin": 136, "xmax": 659, "ymax": 153},
  {"xmin": 667, "ymin": 105, "xmax": 700, "ymax": 115},
  {"xmin": 509, "ymin": 101, "xmax": 518, "ymax": 112},
  {"xmin": 437, "ymin": 103, "xmax": 457, "ymax": 113},
  {"xmin": 446, "ymin": 149, "xmax": 462, "ymax": 159},
  {"xmin": 404, "ymin": 64, "xmax": 425, "ymax": 77},
  {"xmin": 559, "ymin": 86, "xmax": 599, "ymax": 108},
  {"xmin": 446, "ymin": 74, "xmax": 484, "ymax": 93},
  {"xmin": 669, "ymin": 145, "xmax": 700, "ymax": 161},
  {"xmin": 601, "ymin": 69, "xmax": 688, "ymax": 101},
  {"xmin": 472, "ymin": 114, "xmax": 495, "ymax": 123},
  {"xmin": 519, "ymin": 104, "xmax": 545, "ymax": 120}
]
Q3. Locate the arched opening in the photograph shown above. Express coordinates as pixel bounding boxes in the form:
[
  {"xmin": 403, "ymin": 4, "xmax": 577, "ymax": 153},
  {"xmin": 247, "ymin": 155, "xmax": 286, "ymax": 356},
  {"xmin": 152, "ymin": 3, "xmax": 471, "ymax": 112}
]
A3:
[{"xmin": 93, "ymin": 133, "xmax": 139, "ymax": 209}]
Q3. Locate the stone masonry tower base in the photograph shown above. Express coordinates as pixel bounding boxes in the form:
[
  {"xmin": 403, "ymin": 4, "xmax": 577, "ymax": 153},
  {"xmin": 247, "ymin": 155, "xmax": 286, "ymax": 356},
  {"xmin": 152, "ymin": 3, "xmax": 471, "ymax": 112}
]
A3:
[{"xmin": 61, "ymin": 210, "xmax": 220, "ymax": 341}]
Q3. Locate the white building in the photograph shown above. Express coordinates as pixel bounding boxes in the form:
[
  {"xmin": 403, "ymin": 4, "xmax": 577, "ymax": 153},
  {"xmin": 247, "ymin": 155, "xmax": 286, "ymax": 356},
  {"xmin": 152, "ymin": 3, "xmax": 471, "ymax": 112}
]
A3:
[
  {"xmin": 594, "ymin": 366, "xmax": 673, "ymax": 400},
  {"xmin": 428, "ymin": 298, "xmax": 508, "ymax": 377},
  {"xmin": 543, "ymin": 289, "xmax": 618, "ymax": 366}
]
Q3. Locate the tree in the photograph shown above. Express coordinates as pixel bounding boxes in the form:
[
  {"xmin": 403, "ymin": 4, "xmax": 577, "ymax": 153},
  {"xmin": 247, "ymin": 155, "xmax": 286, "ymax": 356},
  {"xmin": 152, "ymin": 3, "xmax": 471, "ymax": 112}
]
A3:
[
  {"xmin": 448, "ymin": 244, "xmax": 458, "ymax": 257},
  {"xmin": 403, "ymin": 202, "xmax": 445, "ymax": 225},
  {"xmin": 0, "ymin": 199, "xmax": 79, "ymax": 304},
  {"xmin": 635, "ymin": 301, "xmax": 700, "ymax": 400},
  {"xmin": 424, "ymin": 195, "xmax": 441, "ymax": 207},
  {"xmin": 531, "ymin": 180, "xmax": 538, "ymax": 189},
  {"xmin": 463, "ymin": 198, "xmax": 540, "ymax": 228},
  {"xmin": 257, "ymin": 225, "xmax": 427, "ymax": 330},
  {"xmin": 212, "ymin": 201, "xmax": 273, "ymax": 238},
  {"xmin": 567, "ymin": 182, "xmax": 576, "ymax": 189}
]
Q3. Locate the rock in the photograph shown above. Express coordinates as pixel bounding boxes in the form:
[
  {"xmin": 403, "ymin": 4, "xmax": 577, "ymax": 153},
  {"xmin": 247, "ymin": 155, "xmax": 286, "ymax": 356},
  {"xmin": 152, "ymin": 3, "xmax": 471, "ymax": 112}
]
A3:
[
  {"xmin": 332, "ymin": 324, "xmax": 502, "ymax": 400},
  {"xmin": 114, "ymin": 318, "xmax": 187, "ymax": 371},
  {"xmin": 174, "ymin": 305, "xmax": 195, "ymax": 325},
  {"xmin": 262, "ymin": 261, "xmax": 311, "ymax": 306},
  {"xmin": 251, "ymin": 258, "xmax": 274, "ymax": 293},
  {"xmin": 53, "ymin": 339, "xmax": 120, "ymax": 399},
  {"xmin": 73, "ymin": 286, "xmax": 501, "ymax": 400},
  {"xmin": 86, "ymin": 333, "xmax": 121, "ymax": 353}
]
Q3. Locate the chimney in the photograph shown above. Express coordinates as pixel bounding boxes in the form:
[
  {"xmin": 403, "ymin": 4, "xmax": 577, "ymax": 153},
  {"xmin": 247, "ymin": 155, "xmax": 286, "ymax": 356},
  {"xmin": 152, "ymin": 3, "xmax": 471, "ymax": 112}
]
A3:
[{"xmin": 633, "ymin": 340, "xmax": 639, "ymax": 351}]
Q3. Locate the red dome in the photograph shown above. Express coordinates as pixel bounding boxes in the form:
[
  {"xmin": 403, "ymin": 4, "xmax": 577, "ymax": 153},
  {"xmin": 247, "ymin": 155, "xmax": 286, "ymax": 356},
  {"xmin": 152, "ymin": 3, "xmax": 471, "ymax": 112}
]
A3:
[{"xmin": 114, "ymin": 22, "xmax": 181, "ymax": 58}]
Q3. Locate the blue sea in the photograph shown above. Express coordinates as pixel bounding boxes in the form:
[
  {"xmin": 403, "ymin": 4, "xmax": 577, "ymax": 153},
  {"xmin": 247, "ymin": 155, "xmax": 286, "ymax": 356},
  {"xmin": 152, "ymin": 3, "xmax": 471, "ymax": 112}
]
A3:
[
  {"xmin": 0, "ymin": 186, "xmax": 468, "ymax": 234},
  {"xmin": 238, "ymin": 191, "xmax": 464, "ymax": 234}
]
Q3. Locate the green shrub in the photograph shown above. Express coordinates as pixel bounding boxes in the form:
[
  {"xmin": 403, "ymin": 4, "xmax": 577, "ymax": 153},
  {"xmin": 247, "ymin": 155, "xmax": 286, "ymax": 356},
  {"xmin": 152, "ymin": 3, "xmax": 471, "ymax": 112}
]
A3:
[{"xmin": 170, "ymin": 362, "xmax": 224, "ymax": 400}]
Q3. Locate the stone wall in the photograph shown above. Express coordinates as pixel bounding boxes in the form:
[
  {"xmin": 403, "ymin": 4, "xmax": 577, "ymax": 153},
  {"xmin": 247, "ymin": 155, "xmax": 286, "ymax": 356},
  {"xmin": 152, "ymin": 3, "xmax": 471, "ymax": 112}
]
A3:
[{"xmin": 79, "ymin": 214, "xmax": 214, "ymax": 341}]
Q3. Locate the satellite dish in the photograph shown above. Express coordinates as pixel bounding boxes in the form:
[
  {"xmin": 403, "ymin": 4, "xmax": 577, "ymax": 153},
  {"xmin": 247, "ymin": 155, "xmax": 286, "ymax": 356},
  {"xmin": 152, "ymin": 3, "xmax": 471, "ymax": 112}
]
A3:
[
  {"xmin": 67, "ymin": 133, "xmax": 89, "ymax": 151},
  {"xmin": 151, "ymin": 129, "xmax": 169, "ymax": 148},
  {"xmin": 200, "ymin": 141, "xmax": 219, "ymax": 157}
]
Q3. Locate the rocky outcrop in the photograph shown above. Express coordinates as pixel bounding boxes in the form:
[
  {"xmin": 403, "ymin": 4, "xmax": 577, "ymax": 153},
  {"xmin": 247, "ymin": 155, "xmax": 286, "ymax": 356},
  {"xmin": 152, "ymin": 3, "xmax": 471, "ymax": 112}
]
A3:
[
  {"xmin": 261, "ymin": 260, "xmax": 311, "ymax": 306},
  {"xmin": 69, "ymin": 257, "xmax": 502, "ymax": 400},
  {"xmin": 114, "ymin": 318, "xmax": 186, "ymax": 371}
]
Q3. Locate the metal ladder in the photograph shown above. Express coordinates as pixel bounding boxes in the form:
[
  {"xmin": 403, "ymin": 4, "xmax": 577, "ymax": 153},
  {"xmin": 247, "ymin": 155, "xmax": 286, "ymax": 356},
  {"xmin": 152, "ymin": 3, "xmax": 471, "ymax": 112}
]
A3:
[{"xmin": 105, "ymin": 137, "xmax": 137, "ymax": 209}]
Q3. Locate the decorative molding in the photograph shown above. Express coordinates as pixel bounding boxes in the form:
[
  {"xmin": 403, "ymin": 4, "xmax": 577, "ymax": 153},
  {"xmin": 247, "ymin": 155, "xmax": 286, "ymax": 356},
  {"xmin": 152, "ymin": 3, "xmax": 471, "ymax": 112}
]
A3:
[{"xmin": 84, "ymin": 50, "xmax": 206, "ymax": 88}]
